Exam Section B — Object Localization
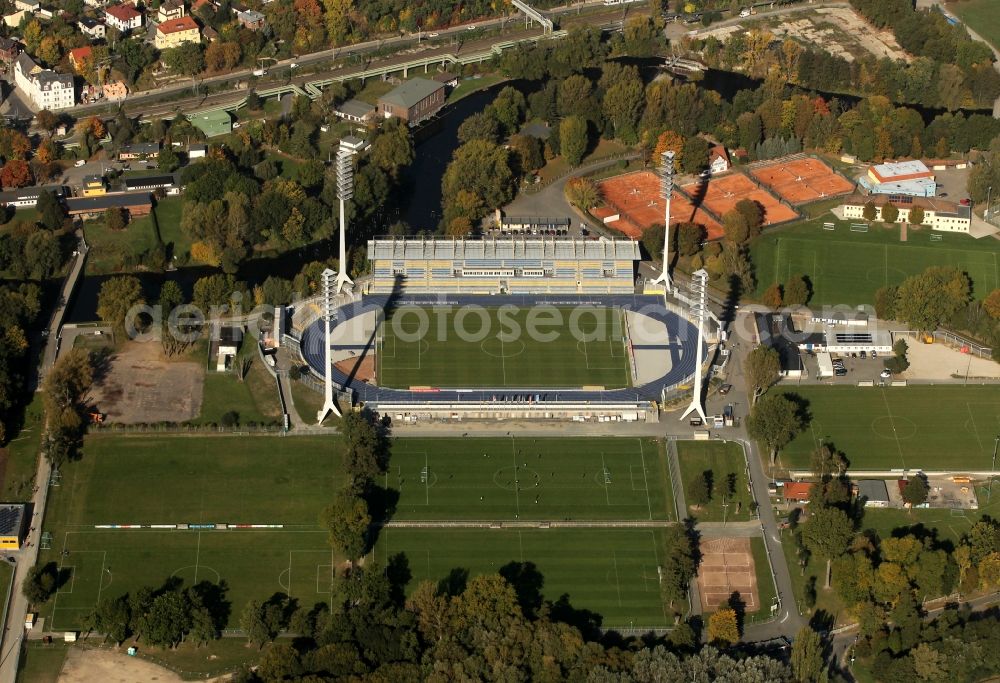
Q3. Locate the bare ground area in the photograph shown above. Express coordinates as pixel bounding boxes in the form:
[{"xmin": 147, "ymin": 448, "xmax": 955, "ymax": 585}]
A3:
[
  {"xmin": 903, "ymin": 340, "xmax": 1000, "ymax": 380},
  {"xmin": 59, "ymin": 647, "xmax": 225, "ymax": 683},
  {"xmin": 86, "ymin": 342, "xmax": 205, "ymax": 423}
]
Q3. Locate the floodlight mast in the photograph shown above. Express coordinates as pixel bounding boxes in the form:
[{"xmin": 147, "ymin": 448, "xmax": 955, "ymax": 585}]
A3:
[
  {"xmin": 651, "ymin": 150, "xmax": 675, "ymax": 293},
  {"xmin": 317, "ymin": 267, "xmax": 341, "ymax": 423},
  {"xmin": 336, "ymin": 142, "xmax": 355, "ymax": 294},
  {"xmin": 680, "ymin": 269, "xmax": 709, "ymax": 424}
]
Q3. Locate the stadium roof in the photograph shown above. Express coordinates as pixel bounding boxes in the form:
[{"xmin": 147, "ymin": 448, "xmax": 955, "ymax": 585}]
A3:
[{"xmin": 367, "ymin": 237, "xmax": 642, "ymax": 261}]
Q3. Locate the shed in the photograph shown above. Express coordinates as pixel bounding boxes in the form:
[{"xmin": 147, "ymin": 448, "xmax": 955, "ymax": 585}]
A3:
[
  {"xmin": 191, "ymin": 109, "xmax": 232, "ymax": 138},
  {"xmin": 857, "ymin": 479, "xmax": 890, "ymax": 507}
]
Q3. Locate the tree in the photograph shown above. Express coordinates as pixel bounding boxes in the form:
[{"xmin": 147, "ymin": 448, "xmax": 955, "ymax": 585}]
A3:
[
  {"xmin": 747, "ymin": 393, "xmax": 803, "ymax": 465},
  {"xmin": 97, "ymin": 276, "xmax": 145, "ymax": 337},
  {"xmin": 141, "ymin": 591, "xmax": 190, "ymax": 647},
  {"xmin": 602, "ymin": 75, "xmax": 644, "ymax": 143},
  {"xmin": 894, "ymin": 266, "xmax": 971, "ymax": 331},
  {"xmin": 564, "ymin": 176, "xmax": 600, "ymax": 210},
  {"xmin": 985, "ymin": 289, "xmax": 1000, "ymax": 319},
  {"xmin": 158, "ymin": 146, "xmax": 181, "ymax": 172},
  {"xmin": 862, "ymin": 201, "xmax": 878, "ymax": 222},
  {"xmin": 36, "ymin": 189, "xmax": 66, "ymax": 231},
  {"xmin": 676, "ymin": 222, "xmax": 706, "ymax": 257},
  {"xmin": 707, "ymin": 608, "xmax": 739, "ymax": 645},
  {"xmin": 745, "ymin": 345, "xmax": 781, "ymax": 404},
  {"xmin": 340, "ymin": 409, "xmax": 389, "ymax": 483},
  {"xmin": 783, "ymin": 275, "xmax": 810, "ymax": 306},
  {"xmin": 689, "ymin": 470, "xmax": 710, "ymax": 507},
  {"xmin": 508, "ymin": 134, "xmax": 544, "ymax": 173},
  {"xmin": 240, "ymin": 599, "xmax": 272, "ymax": 649},
  {"xmin": 791, "ymin": 626, "xmax": 828, "ymax": 683},
  {"xmin": 902, "ymin": 473, "xmax": 929, "ymax": 507},
  {"xmin": 800, "ymin": 506, "xmax": 854, "ymax": 589},
  {"xmin": 680, "ymin": 136, "xmax": 710, "ymax": 174},
  {"xmin": 761, "ymin": 283, "xmax": 783, "ymax": 309},
  {"xmin": 21, "ymin": 563, "xmax": 59, "ymax": 604},
  {"xmin": 1, "ymin": 160, "xmax": 33, "ymax": 189},
  {"xmin": 874, "ymin": 285, "xmax": 899, "ymax": 320},
  {"xmin": 105, "ymin": 207, "xmax": 128, "ymax": 231},
  {"xmin": 722, "ymin": 210, "xmax": 750, "ymax": 245},
  {"xmin": 908, "ymin": 205, "xmax": 925, "ymax": 225},
  {"xmin": 653, "ymin": 130, "xmax": 685, "ymax": 168},
  {"xmin": 881, "ymin": 202, "xmax": 899, "ymax": 224},
  {"xmin": 87, "ymin": 595, "xmax": 132, "ymax": 644},
  {"xmin": 559, "ymin": 116, "xmax": 588, "ymax": 167},
  {"xmin": 457, "ymin": 110, "xmax": 501, "ymax": 144},
  {"xmin": 320, "ymin": 489, "xmax": 371, "ymax": 560},
  {"xmin": 445, "ymin": 216, "xmax": 473, "ymax": 237},
  {"xmin": 734, "ymin": 199, "xmax": 764, "ymax": 236},
  {"xmin": 441, "ymin": 140, "xmax": 515, "ymax": 225},
  {"xmin": 161, "ymin": 43, "xmax": 205, "ymax": 76},
  {"xmin": 35, "ymin": 109, "xmax": 58, "ymax": 133}
]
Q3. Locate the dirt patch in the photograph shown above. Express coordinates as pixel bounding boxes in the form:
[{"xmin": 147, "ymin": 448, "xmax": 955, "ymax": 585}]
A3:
[
  {"xmin": 697, "ymin": 537, "xmax": 758, "ymax": 612},
  {"xmin": 902, "ymin": 340, "xmax": 1000, "ymax": 381},
  {"xmin": 597, "ymin": 171, "xmax": 723, "ymax": 239},
  {"xmin": 334, "ymin": 352, "xmax": 375, "ymax": 384},
  {"xmin": 59, "ymin": 646, "xmax": 226, "ymax": 683},
  {"xmin": 86, "ymin": 342, "xmax": 204, "ymax": 424}
]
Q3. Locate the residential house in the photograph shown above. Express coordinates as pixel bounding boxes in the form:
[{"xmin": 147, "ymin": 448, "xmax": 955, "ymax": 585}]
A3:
[
  {"xmin": 334, "ymin": 98, "xmax": 375, "ymax": 124},
  {"xmin": 118, "ymin": 142, "xmax": 159, "ymax": 161},
  {"xmin": 157, "ymin": 0, "xmax": 185, "ymax": 22},
  {"xmin": 154, "ymin": 15, "xmax": 199, "ymax": 49},
  {"xmin": 103, "ymin": 80, "xmax": 128, "ymax": 101},
  {"xmin": 0, "ymin": 37, "xmax": 19, "ymax": 65},
  {"xmin": 708, "ymin": 145, "xmax": 729, "ymax": 174},
  {"xmin": 83, "ymin": 0, "xmax": 104, "ymax": 8},
  {"xmin": 77, "ymin": 17, "xmax": 106, "ymax": 39},
  {"xmin": 377, "ymin": 78, "xmax": 445, "ymax": 125},
  {"xmin": 81, "ymin": 174, "xmax": 107, "ymax": 196},
  {"xmin": 839, "ymin": 193, "xmax": 972, "ymax": 233},
  {"xmin": 236, "ymin": 8, "xmax": 264, "ymax": 29},
  {"xmin": 14, "ymin": 0, "xmax": 38, "ymax": 13},
  {"xmin": 783, "ymin": 481, "xmax": 811, "ymax": 505},
  {"xmin": 14, "ymin": 54, "xmax": 75, "ymax": 110},
  {"xmin": 104, "ymin": 3, "xmax": 143, "ymax": 32},
  {"xmin": 339, "ymin": 135, "xmax": 369, "ymax": 153},
  {"xmin": 201, "ymin": 25, "xmax": 218, "ymax": 41},
  {"xmin": 68, "ymin": 46, "xmax": 92, "ymax": 72},
  {"xmin": 188, "ymin": 143, "xmax": 207, "ymax": 158},
  {"xmin": 3, "ymin": 11, "xmax": 26, "ymax": 28}
]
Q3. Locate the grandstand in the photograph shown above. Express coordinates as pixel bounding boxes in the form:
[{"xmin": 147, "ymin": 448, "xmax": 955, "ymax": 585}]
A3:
[{"xmin": 366, "ymin": 236, "xmax": 641, "ymax": 294}]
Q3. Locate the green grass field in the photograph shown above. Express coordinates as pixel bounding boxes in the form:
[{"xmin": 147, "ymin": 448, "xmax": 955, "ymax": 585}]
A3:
[
  {"xmin": 948, "ymin": 0, "xmax": 1000, "ymax": 51},
  {"xmin": 36, "ymin": 434, "xmax": 346, "ymax": 630},
  {"xmin": 378, "ymin": 306, "xmax": 632, "ymax": 388},
  {"xmin": 374, "ymin": 527, "xmax": 670, "ymax": 628},
  {"xmin": 776, "ymin": 386, "xmax": 1000, "ymax": 471},
  {"xmin": 751, "ymin": 205, "xmax": 1000, "ymax": 306},
  {"xmin": 860, "ymin": 482, "xmax": 1000, "ymax": 545},
  {"xmin": 676, "ymin": 441, "xmax": 754, "ymax": 523},
  {"xmin": 37, "ymin": 434, "xmax": 677, "ymax": 631},
  {"xmin": 388, "ymin": 438, "xmax": 671, "ymax": 521}
]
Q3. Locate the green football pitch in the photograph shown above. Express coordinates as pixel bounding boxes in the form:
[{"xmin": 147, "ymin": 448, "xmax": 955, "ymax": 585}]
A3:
[
  {"xmin": 387, "ymin": 437, "xmax": 672, "ymax": 521},
  {"xmin": 37, "ymin": 434, "xmax": 675, "ymax": 630},
  {"xmin": 776, "ymin": 386, "xmax": 1000, "ymax": 471},
  {"xmin": 375, "ymin": 527, "xmax": 670, "ymax": 628},
  {"xmin": 377, "ymin": 306, "xmax": 632, "ymax": 388},
  {"xmin": 751, "ymin": 208, "xmax": 1000, "ymax": 306}
]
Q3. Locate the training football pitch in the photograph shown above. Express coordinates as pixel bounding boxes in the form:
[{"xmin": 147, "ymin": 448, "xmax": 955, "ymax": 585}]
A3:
[
  {"xmin": 375, "ymin": 527, "xmax": 670, "ymax": 628},
  {"xmin": 751, "ymin": 206, "xmax": 1000, "ymax": 306},
  {"xmin": 777, "ymin": 386, "xmax": 1000, "ymax": 471},
  {"xmin": 37, "ymin": 435, "xmax": 675, "ymax": 630},
  {"xmin": 377, "ymin": 306, "xmax": 632, "ymax": 388},
  {"xmin": 388, "ymin": 438, "xmax": 672, "ymax": 521}
]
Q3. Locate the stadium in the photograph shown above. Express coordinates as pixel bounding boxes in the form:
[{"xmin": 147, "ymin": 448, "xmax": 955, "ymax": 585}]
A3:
[{"xmin": 291, "ymin": 236, "xmax": 712, "ymax": 422}]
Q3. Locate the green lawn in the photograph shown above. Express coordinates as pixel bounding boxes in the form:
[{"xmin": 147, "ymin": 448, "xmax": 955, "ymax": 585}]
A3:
[
  {"xmin": 948, "ymin": 0, "xmax": 1000, "ymax": 51},
  {"xmin": 748, "ymin": 538, "xmax": 777, "ymax": 622},
  {"xmin": 82, "ymin": 197, "xmax": 187, "ymax": 274},
  {"xmin": 196, "ymin": 352, "xmax": 282, "ymax": 426},
  {"xmin": 374, "ymin": 527, "xmax": 670, "ymax": 629},
  {"xmin": 0, "ymin": 395, "xmax": 43, "ymax": 501},
  {"xmin": 34, "ymin": 434, "xmax": 346, "ymax": 630},
  {"xmin": 446, "ymin": 74, "xmax": 505, "ymax": 103},
  {"xmin": 776, "ymin": 385, "xmax": 1000, "ymax": 471},
  {"xmin": 148, "ymin": 197, "xmax": 188, "ymax": 264},
  {"xmin": 750, "ymin": 203, "xmax": 1000, "ymax": 305},
  {"xmin": 676, "ymin": 441, "xmax": 753, "ymax": 523},
  {"xmin": 387, "ymin": 437, "xmax": 671, "ymax": 521},
  {"xmin": 378, "ymin": 306, "xmax": 632, "ymax": 388},
  {"xmin": 780, "ymin": 531, "xmax": 850, "ymax": 626},
  {"xmin": 16, "ymin": 642, "xmax": 68, "ymax": 683}
]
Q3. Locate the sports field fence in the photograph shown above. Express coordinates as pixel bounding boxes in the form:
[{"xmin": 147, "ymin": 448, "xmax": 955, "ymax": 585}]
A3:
[{"xmin": 894, "ymin": 330, "xmax": 993, "ymax": 359}]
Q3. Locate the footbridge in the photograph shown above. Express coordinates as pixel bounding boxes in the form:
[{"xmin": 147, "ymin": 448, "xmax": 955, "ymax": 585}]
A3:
[
  {"xmin": 663, "ymin": 55, "xmax": 706, "ymax": 73},
  {"xmin": 512, "ymin": 0, "xmax": 554, "ymax": 33}
]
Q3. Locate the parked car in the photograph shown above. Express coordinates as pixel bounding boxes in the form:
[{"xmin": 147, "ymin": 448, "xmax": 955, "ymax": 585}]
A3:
[
  {"xmin": 860, "ymin": 350, "xmax": 867, "ymax": 358},
  {"xmin": 880, "ymin": 369, "xmax": 892, "ymax": 378}
]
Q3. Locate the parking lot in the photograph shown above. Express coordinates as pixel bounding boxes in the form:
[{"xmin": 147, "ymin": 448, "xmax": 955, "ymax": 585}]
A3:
[{"xmin": 799, "ymin": 350, "xmax": 891, "ymax": 384}]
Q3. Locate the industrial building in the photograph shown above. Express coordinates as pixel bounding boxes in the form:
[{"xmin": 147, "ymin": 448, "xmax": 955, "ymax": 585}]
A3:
[
  {"xmin": 858, "ymin": 159, "xmax": 936, "ymax": 198},
  {"xmin": 377, "ymin": 78, "xmax": 445, "ymax": 125},
  {"xmin": 0, "ymin": 504, "xmax": 26, "ymax": 549},
  {"xmin": 366, "ymin": 236, "xmax": 641, "ymax": 294},
  {"xmin": 190, "ymin": 109, "xmax": 232, "ymax": 138},
  {"xmin": 752, "ymin": 313, "xmax": 804, "ymax": 378}
]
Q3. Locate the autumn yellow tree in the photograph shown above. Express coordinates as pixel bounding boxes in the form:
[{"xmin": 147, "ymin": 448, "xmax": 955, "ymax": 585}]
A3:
[
  {"xmin": 190, "ymin": 241, "xmax": 221, "ymax": 266},
  {"xmin": 653, "ymin": 130, "xmax": 685, "ymax": 168},
  {"xmin": 446, "ymin": 217, "xmax": 473, "ymax": 237},
  {"xmin": 707, "ymin": 608, "xmax": 739, "ymax": 645}
]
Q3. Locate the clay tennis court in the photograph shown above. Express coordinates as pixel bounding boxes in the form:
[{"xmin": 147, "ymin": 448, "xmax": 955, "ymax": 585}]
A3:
[
  {"xmin": 596, "ymin": 171, "xmax": 723, "ymax": 240},
  {"xmin": 681, "ymin": 173, "xmax": 799, "ymax": 226},
  {"xmin": 697, "ymin": 537, "xmax": 758, "ymax": 611},
  {"xmin": 750, "ymin": 157, "xmax": 855, "ymax": 205}
]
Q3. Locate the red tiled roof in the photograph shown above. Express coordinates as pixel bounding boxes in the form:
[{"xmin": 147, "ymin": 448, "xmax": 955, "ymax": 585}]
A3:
[
  {"xmin": 157, "ymin": 15, "xmax": 199, "ymax": 33},
  {"xmin": 69, "ymin": 46, "xmax": 92, "ymax": 62},
  {"xmin": 783, "ymin": 482, "xmax": 812, "ymax": 501},
  {"xmin": 106, "ymin": 3, "xmax": 141, "ymax": 20}
]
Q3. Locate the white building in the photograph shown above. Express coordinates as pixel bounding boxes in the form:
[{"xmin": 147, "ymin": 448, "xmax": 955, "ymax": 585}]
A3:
[
  {"xmin": 708, "ymin": 144, "xmax": 729, "ymax": 175},
  {"xmin": 839, "ymin": 194, "xmax": 971, "ymax": 233},
  {"xmin": 104, "ymin": 2, "xmax": 142, "ymax": 31},
  {"xmin": 78, "ymin": 17, "xmax": 106, "ymax": 39},
  {"xmin": 14, "ymin": 54, "xmax": 74, "ymax": 110}
]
